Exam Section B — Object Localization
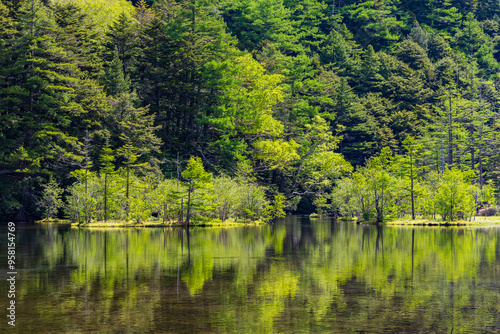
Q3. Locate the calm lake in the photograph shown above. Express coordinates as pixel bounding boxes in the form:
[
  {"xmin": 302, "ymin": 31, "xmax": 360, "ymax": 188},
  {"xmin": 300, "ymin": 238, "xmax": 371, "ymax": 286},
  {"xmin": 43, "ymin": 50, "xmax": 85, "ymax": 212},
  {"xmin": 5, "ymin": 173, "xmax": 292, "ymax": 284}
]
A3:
[{"xmin": 1, "ymin": 216, "xmax": 500, "ymax": 333}]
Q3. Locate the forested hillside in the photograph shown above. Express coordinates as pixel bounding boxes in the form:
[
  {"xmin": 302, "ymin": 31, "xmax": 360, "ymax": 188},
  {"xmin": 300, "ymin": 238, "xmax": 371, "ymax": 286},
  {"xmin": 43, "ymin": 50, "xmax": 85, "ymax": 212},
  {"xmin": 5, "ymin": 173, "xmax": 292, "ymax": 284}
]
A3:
[{"xmin": 1, "ymin": 0, "xmax": 500, "ymax": 222}]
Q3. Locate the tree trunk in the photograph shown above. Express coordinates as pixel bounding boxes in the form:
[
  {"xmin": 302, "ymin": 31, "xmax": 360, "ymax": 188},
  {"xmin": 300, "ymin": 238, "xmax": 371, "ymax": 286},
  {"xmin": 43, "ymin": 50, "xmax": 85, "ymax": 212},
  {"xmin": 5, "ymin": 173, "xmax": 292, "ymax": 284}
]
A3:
[
  {"xmin": 104, "ymin": 173, "xmax": 108, "ymax": 222},
  {"xmin": 410, "ymin": 147, "xmax": 415, "ymax": 220},
  {"xmin": 448, "ymin": 95, "xmax": 453, "ymax": 168},
  {"xmin": 186, "ymin": 186, "xmax": 192, "ymax": 226},
  {"xmin": 126, "ymin": 163, "xmax": 130, "ymax": 220}
]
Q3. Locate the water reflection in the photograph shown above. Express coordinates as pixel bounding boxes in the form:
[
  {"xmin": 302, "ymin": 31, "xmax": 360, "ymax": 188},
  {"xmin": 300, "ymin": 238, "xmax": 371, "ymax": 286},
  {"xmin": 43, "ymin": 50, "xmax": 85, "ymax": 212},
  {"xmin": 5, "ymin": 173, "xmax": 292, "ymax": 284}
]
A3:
[{"xmin": 1, "ymin": 218, "xmax": 500, "ymax": 333}]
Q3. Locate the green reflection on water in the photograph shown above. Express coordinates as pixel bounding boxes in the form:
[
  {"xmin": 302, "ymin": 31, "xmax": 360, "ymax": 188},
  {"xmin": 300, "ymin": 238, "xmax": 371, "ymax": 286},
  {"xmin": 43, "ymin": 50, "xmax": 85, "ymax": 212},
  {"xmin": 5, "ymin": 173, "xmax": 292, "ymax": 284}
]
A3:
[{"xmin": 2, "ymin": 218, "xmax": 500, "ymax": 333}]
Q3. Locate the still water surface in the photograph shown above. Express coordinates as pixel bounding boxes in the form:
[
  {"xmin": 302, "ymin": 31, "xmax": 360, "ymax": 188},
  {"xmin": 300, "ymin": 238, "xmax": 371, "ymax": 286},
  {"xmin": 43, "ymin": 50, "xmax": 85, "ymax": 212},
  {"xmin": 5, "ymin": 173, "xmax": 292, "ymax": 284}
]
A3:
[{"xmin": 1, "ymin": 216, "xmax": 500, "ymax": 333}]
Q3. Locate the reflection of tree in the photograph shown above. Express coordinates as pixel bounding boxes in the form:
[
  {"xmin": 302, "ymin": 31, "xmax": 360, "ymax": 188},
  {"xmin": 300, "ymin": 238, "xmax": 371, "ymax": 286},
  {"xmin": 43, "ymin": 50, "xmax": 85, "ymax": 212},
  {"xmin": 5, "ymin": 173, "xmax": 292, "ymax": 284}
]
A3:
[
  {"xmin": 14, "ymin": 225, "xmax": 282, "ymax": 332},
  {"xmin": 9, "ymin": 221, "xmax": 500, "ymax": 333}
]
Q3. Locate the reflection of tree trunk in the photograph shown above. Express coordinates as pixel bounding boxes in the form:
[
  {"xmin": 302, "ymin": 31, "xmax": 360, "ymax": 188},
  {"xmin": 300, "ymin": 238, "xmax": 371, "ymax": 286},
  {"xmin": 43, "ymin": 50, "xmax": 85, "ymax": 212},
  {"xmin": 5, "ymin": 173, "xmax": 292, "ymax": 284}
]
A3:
[
  {"xmin": 186, "ymin": 186, "xmax": 192, "ymax": 226},
  {"xmin": 85, "ymin": 231, "xmax": 88, "ymax": 322},
  {"xmin": 375, "ymin": 196, "xmax": 382, "ymax": 223},
  {"xmin": 177, "ymin": 258, "xmax": 180, "ymax": 300},
  {"xmin": 411, "ymin": 229, "xmax": 415, "ymax": 283},
  {"xmin": 180, "ymin": 199, "xmax": 184, "ymax": 223},
  {"xmin": 375, "ymin": 225, "xmax": 382, "ymax": 259},
  {"xmin": 76, "ymin": 198, "xmax": 81, "ymax": 224},
  {"xmin": 181, "ymin": 229, "xmax": 184, "ymax": 256},
  {"xmin": 186, "ymin": 226, "xmax": 191, "ymax": 262},
  {"xmin": 362, "ymin": 228, "xmax": 365, "ymax": 251},
  {"xmin": 104, "ymin": 173, "xmax": 108, "ymax": 222},
  {"xmin": 104, "ymin": 231, "xmax": 107, "ymax": 277},
  {"xmin": 126, "ymin": 232, "xmax": 129, "ymax": 288},
  {"xmin": 126, "ymin": 164, "xmax": 130, "ymax": 220}
]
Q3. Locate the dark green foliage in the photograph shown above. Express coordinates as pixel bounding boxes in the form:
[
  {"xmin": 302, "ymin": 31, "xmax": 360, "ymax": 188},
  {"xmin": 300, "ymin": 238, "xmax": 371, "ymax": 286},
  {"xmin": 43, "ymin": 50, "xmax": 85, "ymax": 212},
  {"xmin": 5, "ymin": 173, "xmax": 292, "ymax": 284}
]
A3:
[
  {"xmin": 343, "ymin": 0, "xmax": 403, "ymax": 50},
  {"xmin": 52, "ymin": 2, "xmax": 103, "ymax": 77},
  {"xmin": 427, "ymin": 33, "xmax": 452, "ymax": 61},
  {"xmin": 395, "ymin": 39, "xmax": 432, "ymax": 71}
]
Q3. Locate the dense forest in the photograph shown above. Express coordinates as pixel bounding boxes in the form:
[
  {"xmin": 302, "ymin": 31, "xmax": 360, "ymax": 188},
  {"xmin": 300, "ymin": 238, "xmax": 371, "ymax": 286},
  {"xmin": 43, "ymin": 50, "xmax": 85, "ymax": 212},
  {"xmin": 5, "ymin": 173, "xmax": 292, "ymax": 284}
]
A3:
[{"xmin": 1, "ymin": 0, "xmax": 500, "ymax": 223}]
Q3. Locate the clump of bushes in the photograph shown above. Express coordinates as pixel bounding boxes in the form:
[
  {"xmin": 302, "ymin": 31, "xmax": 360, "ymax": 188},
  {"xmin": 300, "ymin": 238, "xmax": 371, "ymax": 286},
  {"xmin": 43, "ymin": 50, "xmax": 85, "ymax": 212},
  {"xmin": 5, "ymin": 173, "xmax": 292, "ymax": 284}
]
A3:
[{"xmin": 65, "ymin": 157, "xmax": 284, "ymax": 224}]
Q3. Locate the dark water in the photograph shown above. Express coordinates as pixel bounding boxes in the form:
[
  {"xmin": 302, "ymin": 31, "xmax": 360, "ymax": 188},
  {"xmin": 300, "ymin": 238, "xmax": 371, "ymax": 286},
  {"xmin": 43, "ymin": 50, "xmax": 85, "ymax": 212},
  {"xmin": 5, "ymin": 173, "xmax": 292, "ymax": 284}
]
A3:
[{"xmin": 1, "ymin": 216, "xmax": 500, "ymax": 333}]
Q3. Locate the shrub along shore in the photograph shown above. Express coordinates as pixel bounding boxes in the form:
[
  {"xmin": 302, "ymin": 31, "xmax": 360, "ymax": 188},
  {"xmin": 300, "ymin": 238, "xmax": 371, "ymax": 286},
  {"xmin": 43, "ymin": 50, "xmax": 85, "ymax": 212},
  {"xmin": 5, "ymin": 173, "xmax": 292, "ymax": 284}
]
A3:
[
  {"xmin": 35, "ymin": 219, "xmax": 267, "ymax": 228},
  {"xmin": 40, "ymin": 157, "xmax": 285, "ymax": 226}
]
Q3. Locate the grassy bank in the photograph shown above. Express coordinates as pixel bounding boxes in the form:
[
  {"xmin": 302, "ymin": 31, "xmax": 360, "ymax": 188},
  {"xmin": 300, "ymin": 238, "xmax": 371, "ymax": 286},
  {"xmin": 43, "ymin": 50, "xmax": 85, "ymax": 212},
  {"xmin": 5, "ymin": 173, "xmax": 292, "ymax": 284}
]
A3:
[
  {"xmin": 384, "ymin": 216, "xmax": 500, "ymax": 226},
  {"xmin": 36, "ymin": 219, "xmax": 266, "ymax": 228}
]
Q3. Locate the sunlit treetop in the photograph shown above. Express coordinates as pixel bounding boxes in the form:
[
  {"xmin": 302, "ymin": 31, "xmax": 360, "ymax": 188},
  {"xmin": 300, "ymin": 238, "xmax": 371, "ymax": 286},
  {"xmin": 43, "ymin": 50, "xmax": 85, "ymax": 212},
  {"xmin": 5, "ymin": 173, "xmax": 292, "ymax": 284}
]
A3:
[{"xmin": 50, "ymin": 0, "xmax": 136, "ymax": 32}]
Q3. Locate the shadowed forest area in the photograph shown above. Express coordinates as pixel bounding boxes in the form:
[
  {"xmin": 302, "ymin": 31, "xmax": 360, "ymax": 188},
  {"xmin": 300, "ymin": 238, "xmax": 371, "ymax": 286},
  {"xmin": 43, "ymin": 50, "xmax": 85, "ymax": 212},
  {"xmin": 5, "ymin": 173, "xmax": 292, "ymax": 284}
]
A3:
[{"xmin": 1, "ymin": 0, "xmax": 500, "ymax": 223}]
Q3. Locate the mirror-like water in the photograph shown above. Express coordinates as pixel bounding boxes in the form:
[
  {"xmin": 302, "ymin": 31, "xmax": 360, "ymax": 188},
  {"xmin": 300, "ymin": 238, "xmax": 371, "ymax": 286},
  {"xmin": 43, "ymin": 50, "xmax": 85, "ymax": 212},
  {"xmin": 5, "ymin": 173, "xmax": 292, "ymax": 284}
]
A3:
[{"xmin": 1, "ymin": 216, "xmax": 500, "ymax": 333}]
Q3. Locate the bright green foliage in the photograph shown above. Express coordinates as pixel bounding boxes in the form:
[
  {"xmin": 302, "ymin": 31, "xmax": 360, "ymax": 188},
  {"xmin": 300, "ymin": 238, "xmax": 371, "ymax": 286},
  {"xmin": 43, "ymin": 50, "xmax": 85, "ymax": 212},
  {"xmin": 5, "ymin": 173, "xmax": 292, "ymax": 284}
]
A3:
[
  {"xmin": 435, "ymin": 168, "xmax": 476, "ymax": 220},
  {"xmin": 289, "ymin": 115, "xmax": 352, "ymax": 197},
  {"xmin": 51, "ymin": 0, "xmax": 135, "ymax": 34},
  {"xmin": 331, "ymin": 148, "xmax": 396, "ymax": 222},
  {"xmin": 312, "ymin": 195, "xmax": 327, "ymax": 215},
  {"xmin": 333, "ymin": 144, "xmax": 495, "ymax": 222},
  {"xmin": 210, "ymin": 175, "xmax": 242, "ymax": 221},
  {"xmin": 237, "ymin": 180, "xmax": 269, "ymax": 222},
  {"xmin": 253, "ymin": 139, "xmax": 300, "ymax": 170},
  {"xmin": 66, "ymin": 169, "xmax": 274, "ymax": 223},
  {"xmin": 39, "ymin": 177, "xmax": 63, "ymax": 220},
  {"xmin": 181, "ymin": 156, "xmax": 213, "ymax": 224},
  {"xmin": 127, "ymin": 173, "xmax": 155, "ymax": 223},
  {"xmin": 264, "ymin": 193, "xmax": 286, "ymax": 219},
  {"xmin": 0, "ymin": 0, "xmax": 15, "ymax": 44},
  {"xmin": 152, "ymin": 178, "xmax": 185, "ymax": 222},
  {"xmin": 399, "ymin": 135, "xmax": 425, "ymax": 219},
  {"xmin": 206, "ymin": 54, "xmax": 284, "ymax": 137},
  {"xmin": 209, "ymin": 175, "xmax": 274, "ymax": 221},
  {"xmin": 100, "ymin": 142, "xmax": 116, "ymax": 221},
  {"xmin": 116, "ymin": 136, "xmax": 142, "ymax": 218},
  {"xmin": 204, "ymin": 53, "xmax": 284, "ymax": 166}
]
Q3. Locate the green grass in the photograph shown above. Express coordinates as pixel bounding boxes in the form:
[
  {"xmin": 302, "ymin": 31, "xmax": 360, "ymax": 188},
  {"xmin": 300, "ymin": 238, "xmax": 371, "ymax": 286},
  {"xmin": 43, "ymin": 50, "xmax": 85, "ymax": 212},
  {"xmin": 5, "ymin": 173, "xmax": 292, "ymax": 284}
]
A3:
[
  {"xmin": 35, "ymin": 219, "xmax": 71, "ymax": 224},
  {"xmin": 69, "ymin": 220, "xmax": 266, "ymax": 228},
  {"xmin": 385, "ymin": 216, "xmax": 500, "ymax": 226}
]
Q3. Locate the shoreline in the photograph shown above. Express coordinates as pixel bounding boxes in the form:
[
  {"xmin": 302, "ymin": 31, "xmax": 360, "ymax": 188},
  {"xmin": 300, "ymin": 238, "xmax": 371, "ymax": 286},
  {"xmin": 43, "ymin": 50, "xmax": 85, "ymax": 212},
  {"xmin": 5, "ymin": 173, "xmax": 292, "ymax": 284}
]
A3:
[
  {"xmin": 383, "ymin": 217, "xmax": 500, "ymax": 226},
  {"xmin": 35, "ymin": 219, "xmax": 267, "ymax": 228}
]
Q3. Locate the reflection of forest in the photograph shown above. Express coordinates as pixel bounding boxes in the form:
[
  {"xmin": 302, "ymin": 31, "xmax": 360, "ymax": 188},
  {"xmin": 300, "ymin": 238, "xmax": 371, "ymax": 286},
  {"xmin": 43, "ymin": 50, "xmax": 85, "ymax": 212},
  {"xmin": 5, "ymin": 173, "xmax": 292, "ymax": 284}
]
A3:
[{"xmin": 7, "ymin": 219, "xmax": 500, "ymax": 333}]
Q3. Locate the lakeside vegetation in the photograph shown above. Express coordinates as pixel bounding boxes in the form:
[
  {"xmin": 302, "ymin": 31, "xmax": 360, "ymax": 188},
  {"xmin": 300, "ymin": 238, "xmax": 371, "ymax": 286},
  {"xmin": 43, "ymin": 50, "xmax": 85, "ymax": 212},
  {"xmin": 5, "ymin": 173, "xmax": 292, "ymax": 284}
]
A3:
[{"xmin": 1, "ymin": 0, "xmax": 500, "ymax": 223}]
